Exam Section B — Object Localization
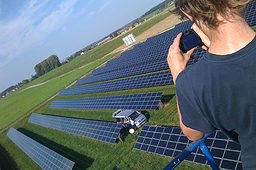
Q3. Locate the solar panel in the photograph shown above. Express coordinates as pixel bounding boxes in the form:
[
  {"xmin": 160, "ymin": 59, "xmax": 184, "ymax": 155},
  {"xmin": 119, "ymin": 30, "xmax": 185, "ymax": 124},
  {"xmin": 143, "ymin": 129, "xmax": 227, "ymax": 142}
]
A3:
[
  {"xmin": 50, "ymin": 92, "xmax": 163, "ymax": 110},
  {"xmin": 134, "ymin": 126, "xmax": 242, "ymax": 170},
  {"xmin": 92, "ymin": 50, "xmax": 169, "ymax": 76},
  {"xmin": 244, "ymin": 0, "xmax": 256, "ymax": 26},
  {"xmin": 29, "ymin": 113, "xmax": 123, "ymax": 144},
  {"xmin": 77, "ymin": 59, "xmax": 169, "ymax": 85},
  {"xmin": 61, "ymin": 71, "xmax": 173, "ymax": 96},
  {"xmin": 77, "ymin": 49, "xmax": 205, "ymax": 86},
  {"xmin": 7, "ymin": 128, "xmax": 75, "ymax": 170}
]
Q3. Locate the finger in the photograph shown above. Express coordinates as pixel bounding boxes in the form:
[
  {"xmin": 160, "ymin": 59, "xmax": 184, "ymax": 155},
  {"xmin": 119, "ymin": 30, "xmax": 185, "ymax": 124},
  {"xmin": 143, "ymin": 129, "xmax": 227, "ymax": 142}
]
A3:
[
  {"xmin": 173, "ymin": 32, "xmax": 182, "ymax": 45},
  {"xmin": 173, "ymin": 33, "xmax": 182, "ymax": 52},
  {"xmin": 201, "ymin": 45, "xmax": 208, "ymax": 50},
  {"xmin": 185, "ymin": 47, "xmax": 197, "ymax": 58}
]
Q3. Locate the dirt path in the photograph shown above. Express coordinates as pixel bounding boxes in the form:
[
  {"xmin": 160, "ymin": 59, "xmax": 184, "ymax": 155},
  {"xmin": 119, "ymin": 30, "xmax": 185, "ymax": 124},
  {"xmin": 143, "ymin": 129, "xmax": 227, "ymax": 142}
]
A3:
[{"xmin": 111, "ymin": 13, "xmax": 181, "ymax": 54}]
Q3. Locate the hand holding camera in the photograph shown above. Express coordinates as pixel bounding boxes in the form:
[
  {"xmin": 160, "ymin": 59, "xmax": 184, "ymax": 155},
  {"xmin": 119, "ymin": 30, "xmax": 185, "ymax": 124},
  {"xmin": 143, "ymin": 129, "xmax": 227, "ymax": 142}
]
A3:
[
  {"xmin": 167, "ymin": 33, "xmax": 196, "ymax": 84},
  {"xmin": 167, "ymin": 23, "xmax": 211, "ymax": 84}
]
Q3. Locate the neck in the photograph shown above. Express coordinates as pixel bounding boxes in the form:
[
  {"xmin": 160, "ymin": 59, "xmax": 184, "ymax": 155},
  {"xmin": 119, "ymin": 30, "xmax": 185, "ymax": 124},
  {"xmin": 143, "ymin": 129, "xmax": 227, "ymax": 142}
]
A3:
[{"xmin": 208, "ymin": 16, "xmax": 256, "ymax": 55}]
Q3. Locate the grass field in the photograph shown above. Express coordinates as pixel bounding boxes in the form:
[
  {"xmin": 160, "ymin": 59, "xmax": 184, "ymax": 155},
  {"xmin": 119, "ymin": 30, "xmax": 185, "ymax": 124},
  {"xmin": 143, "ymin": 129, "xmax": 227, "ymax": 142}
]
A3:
[
  {"xmin": 0, "ymin": 84, "xmax": 210, "ymax": 170},
  {"xmin": 252, "ymin": 25, "xmax": 256, "ymax": 31},
  {"xmin": 0, "ymin": 53, "xmax": 119, "ymax": 132}
]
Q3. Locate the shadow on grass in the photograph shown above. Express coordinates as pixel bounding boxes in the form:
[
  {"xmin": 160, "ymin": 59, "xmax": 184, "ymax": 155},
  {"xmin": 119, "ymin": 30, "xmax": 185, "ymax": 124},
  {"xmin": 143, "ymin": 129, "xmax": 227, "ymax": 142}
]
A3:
[
  {"xmin": 141, "ymin": 111, "xmax": 150, "ymax": 121},
  {"xmin": 161, "ymin": 94, "xmax": 175, "ymax": 104},
  {"xmin": 112, "ymin": 166, "xmax": 121, "ymax": 170},
  {"xmin": 17, "ymin": 128, "xmax": 94, "ymax": 170},
  {"xmin": 0, "ymin": 144, "xmax": 18, "ymax": 170},
  {"xmin": 119, "ymin": 127, "xmax": 130, "ymax": 143}
]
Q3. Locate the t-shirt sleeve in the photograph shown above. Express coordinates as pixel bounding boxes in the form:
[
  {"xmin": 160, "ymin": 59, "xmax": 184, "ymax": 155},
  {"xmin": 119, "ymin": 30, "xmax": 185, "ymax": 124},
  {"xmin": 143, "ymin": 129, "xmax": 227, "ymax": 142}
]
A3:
[{"xmin": 175, "ymin": 71, "xmax": 215, "ymax": 134}]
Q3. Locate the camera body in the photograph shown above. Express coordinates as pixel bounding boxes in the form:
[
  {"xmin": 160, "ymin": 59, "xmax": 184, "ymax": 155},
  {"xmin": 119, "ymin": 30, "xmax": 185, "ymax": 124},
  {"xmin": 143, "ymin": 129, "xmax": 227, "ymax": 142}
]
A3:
[{"xmin": 179, "ymin": 29, "xmax": 203, "ymax": 53}]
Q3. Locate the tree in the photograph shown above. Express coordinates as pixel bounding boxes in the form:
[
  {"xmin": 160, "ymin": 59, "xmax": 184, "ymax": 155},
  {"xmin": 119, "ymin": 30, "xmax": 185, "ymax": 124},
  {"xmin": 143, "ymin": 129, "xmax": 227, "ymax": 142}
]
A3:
[
  {"xmin": 34, "ymin": 55, "xmax": 61, "ymax": 77},
  {"xmin": 22, "ymin": 79, "xmax": 29, "ymax": 85}
]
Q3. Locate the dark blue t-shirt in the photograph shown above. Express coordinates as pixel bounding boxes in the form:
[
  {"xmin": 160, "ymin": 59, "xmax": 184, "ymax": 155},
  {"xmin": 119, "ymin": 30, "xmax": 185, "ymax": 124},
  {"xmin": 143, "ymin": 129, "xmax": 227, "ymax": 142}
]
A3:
[{"xmin": 175, "ymin": 36, "xmax": 256, "ymax": 169}]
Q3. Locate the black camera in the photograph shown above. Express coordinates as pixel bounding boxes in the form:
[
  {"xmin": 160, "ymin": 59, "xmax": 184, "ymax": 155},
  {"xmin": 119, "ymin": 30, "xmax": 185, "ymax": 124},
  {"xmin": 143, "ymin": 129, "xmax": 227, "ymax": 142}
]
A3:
[{"xmin": 179, "ymin": 29, "xmax": 203, "ymax": 53}]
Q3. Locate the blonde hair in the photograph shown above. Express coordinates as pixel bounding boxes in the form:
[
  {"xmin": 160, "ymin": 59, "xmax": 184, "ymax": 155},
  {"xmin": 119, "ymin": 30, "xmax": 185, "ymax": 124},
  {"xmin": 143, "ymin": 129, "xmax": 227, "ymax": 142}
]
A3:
[{"xmin": 174, "ymin": 0, "xmax": 252, "ymax": 28}]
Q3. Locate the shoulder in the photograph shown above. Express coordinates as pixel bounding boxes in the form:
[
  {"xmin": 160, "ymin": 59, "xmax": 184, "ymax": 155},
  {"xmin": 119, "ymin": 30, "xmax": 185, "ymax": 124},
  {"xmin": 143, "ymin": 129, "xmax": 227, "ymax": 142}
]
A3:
[{"xmin": 176, "ymin": 59, "xmax": 207, "ymax": 91}]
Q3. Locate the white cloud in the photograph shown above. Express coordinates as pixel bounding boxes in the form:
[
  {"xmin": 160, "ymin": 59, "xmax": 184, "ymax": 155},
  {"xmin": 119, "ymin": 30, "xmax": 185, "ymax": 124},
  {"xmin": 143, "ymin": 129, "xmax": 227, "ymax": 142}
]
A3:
[
  {"xmin": 87, "ymin": 10, "xmax": 96, "ymax": 17},
  {"xmin": 0, "ymin": 0, "xmax": 79, "ymax": 71},
  {"xmin": 87, "ymin": 0, "xmax": 113, "ymax": 17},
  {"xmin": 98, "ymin": 0, "xmax": 113, "ymax": 13}
]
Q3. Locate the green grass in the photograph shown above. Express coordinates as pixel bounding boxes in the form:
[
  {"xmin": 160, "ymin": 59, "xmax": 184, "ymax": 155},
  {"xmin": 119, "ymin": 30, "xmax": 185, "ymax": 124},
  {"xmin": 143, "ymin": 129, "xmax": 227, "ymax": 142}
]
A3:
[
  {"xmin": 0, "ymin": 53, "xmax": 118, "ymax": 132},
  {"xmin": 0, "ymin": 85, "xmax": 210, "ymax": 170},
  {"xmin": 252, "ymin": 25, "xmax": 256, "ymax": 31}
]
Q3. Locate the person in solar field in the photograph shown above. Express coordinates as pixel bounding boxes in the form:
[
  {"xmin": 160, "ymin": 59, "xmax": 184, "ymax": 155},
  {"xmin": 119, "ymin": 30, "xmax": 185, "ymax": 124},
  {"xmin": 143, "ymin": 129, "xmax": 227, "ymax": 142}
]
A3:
[{"xmin": 167, "ymin": 0, "xmax": 256, "ymax": 169}]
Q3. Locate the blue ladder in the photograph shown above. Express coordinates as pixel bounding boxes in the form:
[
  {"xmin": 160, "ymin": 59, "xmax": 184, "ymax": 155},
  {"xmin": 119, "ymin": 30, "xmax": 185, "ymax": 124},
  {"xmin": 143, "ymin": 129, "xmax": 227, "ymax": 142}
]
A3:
[{"xmin": 163, "ymin": 134, "xmax": 220, "ymax": 170}]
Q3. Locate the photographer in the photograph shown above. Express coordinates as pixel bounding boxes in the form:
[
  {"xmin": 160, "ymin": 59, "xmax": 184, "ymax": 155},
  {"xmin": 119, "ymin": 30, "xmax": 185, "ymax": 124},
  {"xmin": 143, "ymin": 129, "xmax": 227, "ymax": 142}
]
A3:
[{"xmin": 167, "ymin": 0, "xmax": 256, "ymax": 169}]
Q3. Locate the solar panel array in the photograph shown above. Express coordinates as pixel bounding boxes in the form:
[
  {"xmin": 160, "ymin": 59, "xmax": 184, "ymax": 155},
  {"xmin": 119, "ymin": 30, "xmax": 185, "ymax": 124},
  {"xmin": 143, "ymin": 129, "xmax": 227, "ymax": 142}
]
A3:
[
  {"xmin": 76, "ymin": 50, "xmax": 204, "ymax": 86},
  {"xmin": 244, "ymin": 0, "xmax": 256, "ymax": 26},
  {"xmin": 29, "ymin": 113, "xmax": 123, "ymax": 144},
  {"xmin": 7, "ymin": 128, "xmax": 75, "ymax": 170},
  {"xmin": 91, "ymin": 21, "xmax": 194, "ymax": 76},
  {"xmin": 134, "ymin": 126, "xmax": 242, "ymax": 170},
  {"xmin": 76, "ymin": 59, "xmax": 169, "ymax": 85},
  {"xmin": 60, "ymin": 71, "xmax": 172, "ymax": 96},
  {"xmin": 51, "ymin": 92, "xmax": 163, "ymax": 110}
]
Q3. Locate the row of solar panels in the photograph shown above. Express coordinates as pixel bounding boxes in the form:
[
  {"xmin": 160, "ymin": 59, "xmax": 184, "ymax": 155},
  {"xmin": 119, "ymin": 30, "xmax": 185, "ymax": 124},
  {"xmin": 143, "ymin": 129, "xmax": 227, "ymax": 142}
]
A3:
[
  {"xmin": 7, "ymin": 113, "xmax": 125, "ymax": 169},
  {"xmin": 7, "ymin": 113, "xmax": 243, "ymax": 170},
  {"xmin": 50, "ymin": 92, "xmax": 163, "ymax": 110},
  {"xmin": 89, "ymin": 21, "xmax": 194, "ymax": 77},
  {"xmin": 60, "ymin": 56, "xmax": 203, "ymax": 96},
  {"xmin": 60, "ymin": 71, "xmax": 173, "ymax": 96},
  {"xmin": 75, "ymin": 50, "xmax": 204, "ymax": 86}
]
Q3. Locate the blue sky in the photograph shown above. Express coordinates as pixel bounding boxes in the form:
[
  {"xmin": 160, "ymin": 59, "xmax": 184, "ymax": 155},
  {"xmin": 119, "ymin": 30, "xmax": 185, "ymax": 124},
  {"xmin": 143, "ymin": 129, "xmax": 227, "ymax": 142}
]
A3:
[{"xmin": 0, "ymin": 0, "xmax": 165, "ymax": 92}]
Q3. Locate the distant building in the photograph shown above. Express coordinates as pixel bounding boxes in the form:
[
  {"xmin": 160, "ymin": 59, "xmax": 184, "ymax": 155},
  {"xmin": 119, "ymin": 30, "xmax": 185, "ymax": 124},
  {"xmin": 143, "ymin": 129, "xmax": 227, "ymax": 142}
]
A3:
[{"xmin": 122, "ymin": 33, "xmax": 136, "ymax": 47}]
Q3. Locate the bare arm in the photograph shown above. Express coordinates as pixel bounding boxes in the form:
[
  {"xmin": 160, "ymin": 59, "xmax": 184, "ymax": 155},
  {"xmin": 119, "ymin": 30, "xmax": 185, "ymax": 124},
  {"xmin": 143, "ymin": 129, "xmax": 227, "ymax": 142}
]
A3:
[
  {"xmin": 167, "ymin": 33, "xmax": 206, "ymax": 142},
  {"xmin": 177, "ymin": 98, "xmax": 204, "ymax": 141}
]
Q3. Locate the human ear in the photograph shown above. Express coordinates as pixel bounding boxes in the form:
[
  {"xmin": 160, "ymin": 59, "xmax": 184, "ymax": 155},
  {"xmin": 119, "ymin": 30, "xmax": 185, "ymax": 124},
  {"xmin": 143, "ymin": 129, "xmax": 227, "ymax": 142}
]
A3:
[{"xmin": 180, "ymin": 9, "xmax": 194, "ymax": 21}]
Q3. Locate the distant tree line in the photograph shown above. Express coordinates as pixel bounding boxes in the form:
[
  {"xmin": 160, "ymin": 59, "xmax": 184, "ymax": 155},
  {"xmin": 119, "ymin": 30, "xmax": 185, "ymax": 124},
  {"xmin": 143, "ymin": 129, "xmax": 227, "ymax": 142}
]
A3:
[
  {"xmin": 1, "ymin": 55, "xmax": 62, "ymax": 98},
  {"xmin": 34, "ymin": 55, "xmax": 61, "ymax": 77},
  {"xmin": 139, "ymin": 0, "xmax": 173, "ymax": 21}
]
